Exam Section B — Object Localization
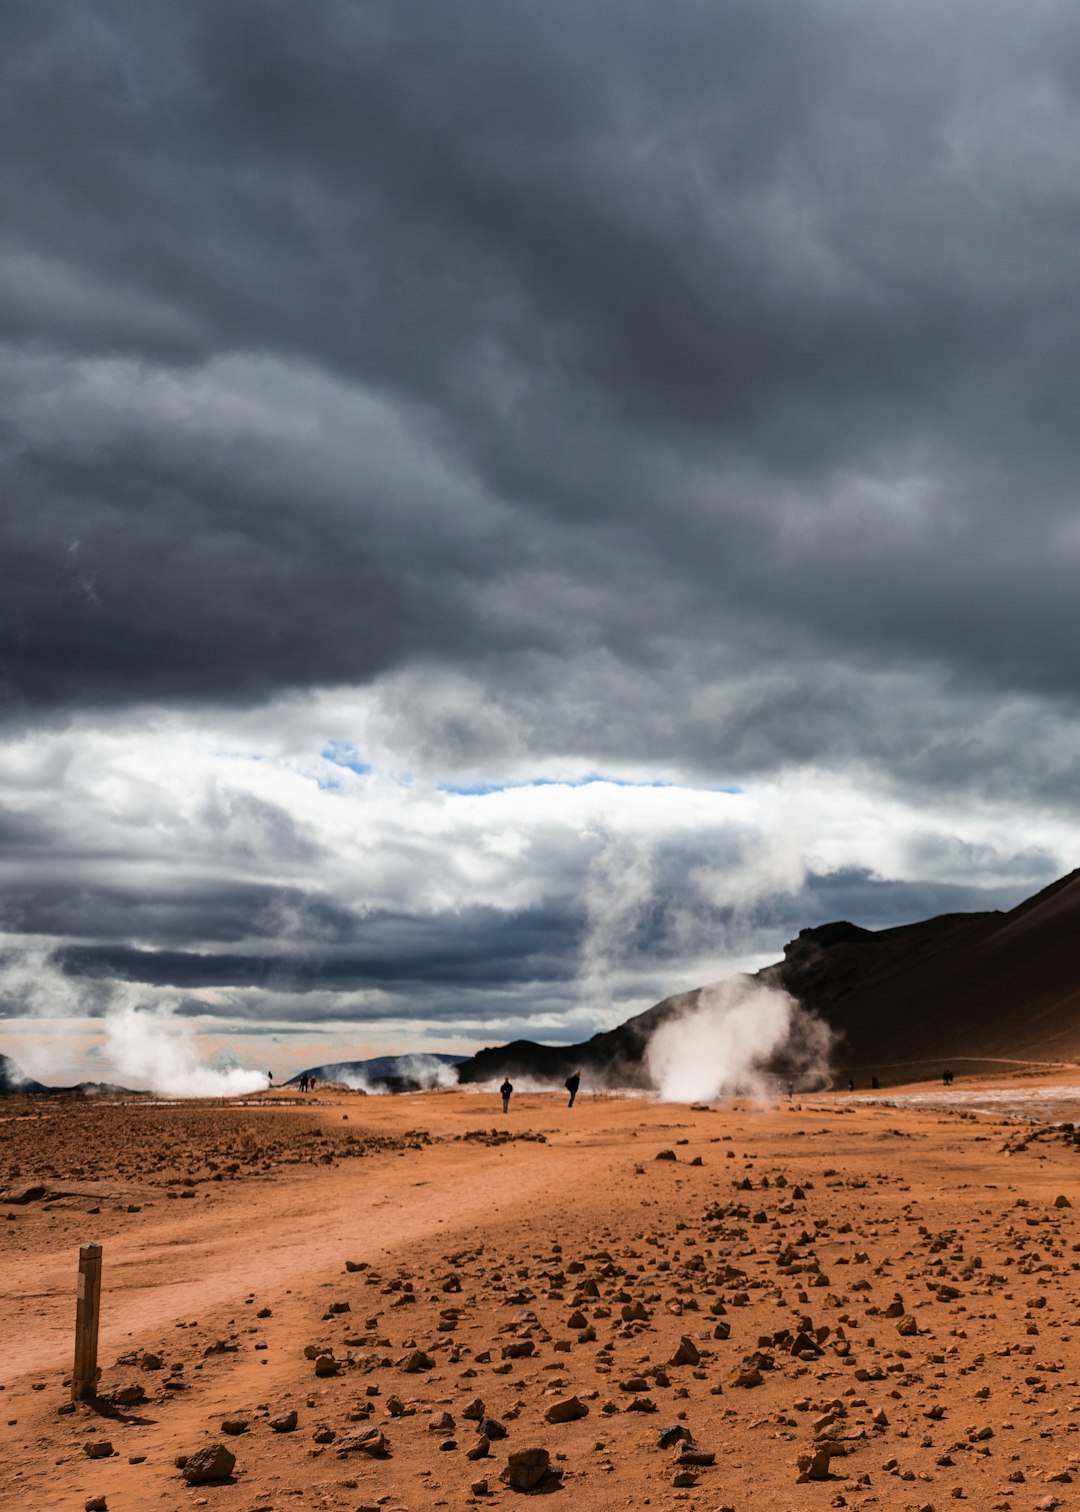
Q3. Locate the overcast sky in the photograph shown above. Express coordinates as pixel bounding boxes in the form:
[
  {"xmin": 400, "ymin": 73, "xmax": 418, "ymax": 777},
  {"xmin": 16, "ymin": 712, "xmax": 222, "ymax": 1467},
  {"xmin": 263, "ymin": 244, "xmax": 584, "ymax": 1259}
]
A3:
[{"xmin": 2, "ymin": 0, "xmax": 1079, "ymax": 1083}]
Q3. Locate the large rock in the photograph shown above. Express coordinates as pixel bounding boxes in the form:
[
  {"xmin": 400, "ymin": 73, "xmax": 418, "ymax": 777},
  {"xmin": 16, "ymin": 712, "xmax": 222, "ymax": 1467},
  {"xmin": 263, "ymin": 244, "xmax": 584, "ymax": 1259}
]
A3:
[
  {"xmin": 501, "ymin": 1446, "xmax": 555, "ymax": 1491},
  {"xmin": 181, "ymin": 1443, "xmax": 236, "ymax": 1484},
  {"xmin": 3, "ymin": 1184, "xmax": 46, "ymax": 1205},
  {"xmin": 398, "ymin": 1348, "xmax": 435, "ymax": 1373},
  {"xmin": 544, "ymin": 1395, "xmax": 588, "ymax": 1424},
  {"xmin": 669, "ymin": 1335, "xmax": 701, "ymax": 1367},
  {"xmin": 336, "ymin": 1427, "xmax": 390, "ymax": 1458}
]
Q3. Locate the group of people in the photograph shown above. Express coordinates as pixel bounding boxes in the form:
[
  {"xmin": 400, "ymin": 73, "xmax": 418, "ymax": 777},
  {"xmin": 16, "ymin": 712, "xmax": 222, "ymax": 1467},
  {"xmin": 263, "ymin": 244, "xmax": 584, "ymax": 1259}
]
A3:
[
  {"xmin": 499, "ymin": 1070, "xmax": 580, "ymax": 1113},
  {"xmin": 296, "ymin": 1073, "xmax": 317, "ymax": 1093}
]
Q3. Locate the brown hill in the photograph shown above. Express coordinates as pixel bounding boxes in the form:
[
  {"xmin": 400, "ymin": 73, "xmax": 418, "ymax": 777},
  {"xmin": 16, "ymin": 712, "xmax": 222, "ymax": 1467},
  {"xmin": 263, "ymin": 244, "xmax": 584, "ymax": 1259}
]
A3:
[
  {"xmin": 769, "ymin": 867, "xmax": 1080, "ymax": 1079},
  {"xmin": 456, "ymin": 867, "xmax": 1080, "ymax": 1088}
]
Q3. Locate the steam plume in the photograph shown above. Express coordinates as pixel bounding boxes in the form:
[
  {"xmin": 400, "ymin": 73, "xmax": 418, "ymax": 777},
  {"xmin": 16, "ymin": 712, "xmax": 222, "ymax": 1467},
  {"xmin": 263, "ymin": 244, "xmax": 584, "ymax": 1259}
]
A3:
[
  {"xmin": 0, "ymin": 936, "xmax": 265, "ymax": 1096},
  {"xmin": 645, "ymin": 977, "xmax": 832, "ymax": 1101},
  {"xmin": 102, "ymin": 1002, "xmax": 267, "ymax": 1098}
]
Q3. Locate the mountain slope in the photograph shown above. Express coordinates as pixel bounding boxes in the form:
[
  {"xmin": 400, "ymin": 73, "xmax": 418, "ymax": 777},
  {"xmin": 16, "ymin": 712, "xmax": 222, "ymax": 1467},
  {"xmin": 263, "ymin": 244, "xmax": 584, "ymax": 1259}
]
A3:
[
  {"xmin": 773, "ymin": 868, "xmax": 1080, "ymax": 1074},
  {"xmin": 454, "ymin": 868, "xmax": 1080, "ymax": 1087},
  {"xmin": 0, "ymin": 1054, "xmax": 48, "ymax": 1094}
]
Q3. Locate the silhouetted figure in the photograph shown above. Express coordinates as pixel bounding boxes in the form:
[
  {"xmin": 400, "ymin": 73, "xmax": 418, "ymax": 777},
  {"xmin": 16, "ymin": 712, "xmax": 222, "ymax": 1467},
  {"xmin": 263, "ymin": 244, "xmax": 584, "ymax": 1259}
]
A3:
[
  {"xmin": 565, "ymin": 1071, "xmax": 580, "ymax": 1108},
  {"xmin": 500, "ymin": 1078, "xmax": 513, "ymax": 1114},
  {"xmin": 871, "ymin": 1075, "xmax": 879, "ymax": 1090},
  {"xmin": 943, "ymin": 1068, "xmax": 954, "ymax": 1087},
  {"xmin": 787, "ymin": 1080, "xmax": 794, "ymax": 1100},
  {"xmin": 847, "ymin": 1078, "xmax": 855, "ymax": 1093}
]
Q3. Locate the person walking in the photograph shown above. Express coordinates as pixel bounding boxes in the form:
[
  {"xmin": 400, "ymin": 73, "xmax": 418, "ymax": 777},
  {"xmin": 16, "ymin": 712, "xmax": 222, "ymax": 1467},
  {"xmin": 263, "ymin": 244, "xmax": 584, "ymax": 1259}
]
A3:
[
  {"xmin": 565, "ymin": 1071, "xmax": 580, "ymax": 1108},
  {"xmin": 500, "ymin": 1078, "xmax": 513, "ymax": 1114}
]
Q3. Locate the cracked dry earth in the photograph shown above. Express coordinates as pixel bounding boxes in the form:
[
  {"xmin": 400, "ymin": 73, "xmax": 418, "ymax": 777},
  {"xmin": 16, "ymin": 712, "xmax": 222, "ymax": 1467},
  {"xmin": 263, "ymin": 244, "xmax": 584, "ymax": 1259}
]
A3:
[{"xmin": 3, "ymin": 1084, "xmax": 1080, "ymax": 1512}]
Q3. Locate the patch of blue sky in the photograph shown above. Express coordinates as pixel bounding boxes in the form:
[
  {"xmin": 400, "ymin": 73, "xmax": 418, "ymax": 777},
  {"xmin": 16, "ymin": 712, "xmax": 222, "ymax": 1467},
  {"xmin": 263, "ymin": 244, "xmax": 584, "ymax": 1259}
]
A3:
[
  {"xmin": 437, "ymin": 773, "xmax": 716, "ymax": 796},
  {"xmin": 321, "ymin": 741, "xmax": 371, "ymax": 775}
]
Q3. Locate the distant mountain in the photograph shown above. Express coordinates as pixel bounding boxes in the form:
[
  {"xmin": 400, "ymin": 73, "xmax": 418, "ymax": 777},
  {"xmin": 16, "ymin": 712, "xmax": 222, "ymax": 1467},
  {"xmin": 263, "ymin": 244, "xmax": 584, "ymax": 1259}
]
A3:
[
  {"xmin": 0, "ymin": 1054, "xmax": 48, "ymax": 1094},
  {"xmin": 288, "ymin": 1052, "xmax": 467, "ymax": 1091},
  {"xmin": 765, "ymin": 867, "xmax": 1080, "ymax": 1078},
  {"xmin": 455, "ymin": 867, "xmax": 1080, "ymax": 1088}
]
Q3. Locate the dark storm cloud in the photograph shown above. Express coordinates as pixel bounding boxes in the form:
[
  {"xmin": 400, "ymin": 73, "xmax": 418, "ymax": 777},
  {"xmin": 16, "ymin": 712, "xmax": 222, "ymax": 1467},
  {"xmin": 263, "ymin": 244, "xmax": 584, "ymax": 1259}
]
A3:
[
  {"xmin": 0, "ymin": 880, "xmax": 358, "ymax": 947},
  {"xmin": 53, "ymin": 900, "xmax": 579, "ymax": 994},
  {"xmin": 3, "ymin": 1, "xmax": 1080, "ymax": 1059},
  {"xmin": 4, "ymin": 0, "xmax": 1080, "ymax": 767},
  {"xmin": 18, "ymin": 866, "xmax": 1032, "ymax": 1012}
]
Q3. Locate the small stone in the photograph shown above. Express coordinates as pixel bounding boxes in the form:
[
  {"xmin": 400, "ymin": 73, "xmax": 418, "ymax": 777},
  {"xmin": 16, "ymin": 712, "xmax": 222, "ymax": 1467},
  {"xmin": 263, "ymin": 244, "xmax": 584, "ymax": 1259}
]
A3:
[
  {"xmin": 270, "ymin": 1410, "xmax": 298, "ymax": 1432},
  {"xmin": 83, "ymin": 1442, "xmax": 113, "ymax": 1460}
]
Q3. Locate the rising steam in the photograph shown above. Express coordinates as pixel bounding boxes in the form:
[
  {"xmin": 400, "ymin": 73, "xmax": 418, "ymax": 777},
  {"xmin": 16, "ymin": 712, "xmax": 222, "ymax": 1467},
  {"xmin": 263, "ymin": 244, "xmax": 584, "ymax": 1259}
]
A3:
[
  {"xmin": 0, "ymin": 937, "xmax": 266, "ymax": 1097},
  {"xmin": 102, "ymin": 1003, "xmax": 267, "ymax": 1098},
  {"xmin": 334, "ymin": 1054, "xmax": 460, "ymax": 1093},
  {"xmin": 645, "ymin": 977, "xmax": 833, "ymax": 1101}
]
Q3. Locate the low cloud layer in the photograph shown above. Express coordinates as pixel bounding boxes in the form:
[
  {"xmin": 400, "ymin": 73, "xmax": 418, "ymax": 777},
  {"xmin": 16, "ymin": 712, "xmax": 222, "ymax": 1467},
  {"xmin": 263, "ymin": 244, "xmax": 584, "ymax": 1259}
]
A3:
[{"xmin": 2, "ymin": 3, "xmax": 1079, "ymax": 1076}]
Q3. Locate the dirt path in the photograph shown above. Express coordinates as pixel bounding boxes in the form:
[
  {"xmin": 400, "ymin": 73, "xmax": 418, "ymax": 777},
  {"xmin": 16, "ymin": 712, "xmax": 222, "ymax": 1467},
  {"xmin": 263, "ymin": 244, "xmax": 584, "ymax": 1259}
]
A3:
[{"xmin": 4, "ymin": 1085, "xmax": 1080, "ymax": 1510}]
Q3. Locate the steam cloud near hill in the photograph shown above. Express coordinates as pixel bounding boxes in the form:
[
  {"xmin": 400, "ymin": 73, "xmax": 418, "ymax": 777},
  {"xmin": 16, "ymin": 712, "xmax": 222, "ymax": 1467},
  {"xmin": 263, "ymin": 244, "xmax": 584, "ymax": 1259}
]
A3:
[
  {"xmin": 0, "ymin": 939, "xmax": 266, "ymax": 1097},
  {"xmin": 330, "ymin": 1055, "xmax": 460, "ymax": 1093},
  {"xmin": 645, "ymin": 978, "xmax": 833, "ymax": 1101}
]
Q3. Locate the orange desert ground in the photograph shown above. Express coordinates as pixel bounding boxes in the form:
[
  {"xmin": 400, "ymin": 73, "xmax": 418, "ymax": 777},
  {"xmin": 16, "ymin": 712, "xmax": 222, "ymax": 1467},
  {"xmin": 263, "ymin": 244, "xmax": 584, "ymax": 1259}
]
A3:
[{"xmin": 5, "ymin": 1079, "xmax": 1080, "ymax": 1512}]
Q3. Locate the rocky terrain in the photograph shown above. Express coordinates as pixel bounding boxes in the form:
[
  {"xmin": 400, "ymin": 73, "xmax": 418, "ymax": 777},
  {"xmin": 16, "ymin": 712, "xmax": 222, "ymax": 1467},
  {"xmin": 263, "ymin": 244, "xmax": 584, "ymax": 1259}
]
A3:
[{"xmin": 4, "ymin": 1081, "xmax": 1080, "ymax": 1509}]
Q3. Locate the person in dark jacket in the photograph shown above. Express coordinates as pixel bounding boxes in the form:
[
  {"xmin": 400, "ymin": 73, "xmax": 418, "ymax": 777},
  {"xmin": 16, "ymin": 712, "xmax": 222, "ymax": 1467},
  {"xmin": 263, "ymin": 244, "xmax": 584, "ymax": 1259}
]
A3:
[
  {"xmin": 500, "ymin": 1078, "xmax": 513, "ymax": 1113},
  {"xmin": 565, "ymin": 1071, "xmax": 581, "ymax": 1108}
]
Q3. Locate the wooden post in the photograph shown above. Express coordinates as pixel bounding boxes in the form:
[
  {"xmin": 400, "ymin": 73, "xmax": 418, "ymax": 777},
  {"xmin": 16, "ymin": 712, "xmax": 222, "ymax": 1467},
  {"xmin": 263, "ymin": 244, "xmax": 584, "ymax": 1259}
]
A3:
[{"xmin": 72, "ymin": 1242, "xmax": 102, "ymax": 1401}]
